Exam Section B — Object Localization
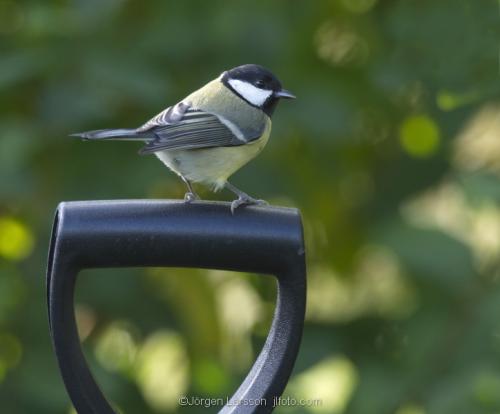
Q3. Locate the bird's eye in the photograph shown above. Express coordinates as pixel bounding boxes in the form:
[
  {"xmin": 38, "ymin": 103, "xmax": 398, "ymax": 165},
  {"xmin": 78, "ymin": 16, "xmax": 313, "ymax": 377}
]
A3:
[{"xmin": 255, "ymin": 80, "xmax": 265, "ymax": 88}]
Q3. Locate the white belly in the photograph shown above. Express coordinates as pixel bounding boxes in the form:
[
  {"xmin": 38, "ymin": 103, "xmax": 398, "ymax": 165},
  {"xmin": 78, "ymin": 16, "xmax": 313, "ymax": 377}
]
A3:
[{"xmin": 155, "ymin": 125, "xmax": 270, "ymax": 191}]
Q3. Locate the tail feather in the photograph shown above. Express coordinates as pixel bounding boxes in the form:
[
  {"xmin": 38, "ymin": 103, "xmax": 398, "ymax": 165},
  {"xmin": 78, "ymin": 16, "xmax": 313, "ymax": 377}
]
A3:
[{"xmin": 70, "ymin": 128, "xmax": 152, "ymax": 141}]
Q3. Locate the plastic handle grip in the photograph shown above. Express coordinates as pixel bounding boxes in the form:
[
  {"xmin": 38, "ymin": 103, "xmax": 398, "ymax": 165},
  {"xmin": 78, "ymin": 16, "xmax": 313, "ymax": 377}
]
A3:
[{"xmin": 47, "ymin": 200, "xmax": 306, "ymax": 414}]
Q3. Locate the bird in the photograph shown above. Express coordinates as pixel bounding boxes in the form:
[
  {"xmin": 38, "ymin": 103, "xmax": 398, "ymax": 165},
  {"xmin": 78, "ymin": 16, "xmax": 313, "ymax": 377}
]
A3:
[{"xmin": 71, "ymin": 64, "xmax": 295, "ymax": 213}]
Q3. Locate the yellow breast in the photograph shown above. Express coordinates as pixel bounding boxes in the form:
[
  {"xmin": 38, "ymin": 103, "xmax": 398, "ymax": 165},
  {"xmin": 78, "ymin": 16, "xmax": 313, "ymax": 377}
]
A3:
[{"xmin": 156, "ymin": 118, "xmax": 272, "ymax": 190}]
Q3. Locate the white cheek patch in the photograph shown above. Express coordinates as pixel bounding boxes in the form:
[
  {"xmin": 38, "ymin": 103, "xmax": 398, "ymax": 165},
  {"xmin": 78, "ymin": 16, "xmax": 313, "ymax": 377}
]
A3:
[{"xmin": 228, "ymin": 79, "xmax": 273, "ymax": 107}]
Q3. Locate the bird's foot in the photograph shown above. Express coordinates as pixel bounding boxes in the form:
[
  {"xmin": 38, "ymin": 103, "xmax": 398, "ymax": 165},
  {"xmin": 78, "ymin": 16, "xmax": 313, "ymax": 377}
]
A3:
[
  {"xmin": 230, "ymin": 196, "xmax": 267, "ymax": 214},
  {"xmin": 184, "ymin": 192, "xmax": 200, "ymax": 203}
]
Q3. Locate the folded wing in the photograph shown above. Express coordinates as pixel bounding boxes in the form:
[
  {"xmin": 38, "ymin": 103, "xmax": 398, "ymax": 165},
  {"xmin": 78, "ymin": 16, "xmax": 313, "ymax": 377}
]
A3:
[{"xmin": 138, "ymin": 101, "xmax": 258, "ymax": 154}]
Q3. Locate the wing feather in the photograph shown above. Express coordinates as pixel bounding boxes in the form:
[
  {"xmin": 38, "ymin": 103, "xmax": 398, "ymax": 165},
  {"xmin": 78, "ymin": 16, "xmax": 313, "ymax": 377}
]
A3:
[{"xmin": 137, "ymin": 101, "xmax": 261, "ymax": 155}]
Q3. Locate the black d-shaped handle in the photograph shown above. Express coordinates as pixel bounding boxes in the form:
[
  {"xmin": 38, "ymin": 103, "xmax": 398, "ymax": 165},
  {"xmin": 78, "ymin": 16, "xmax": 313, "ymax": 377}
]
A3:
[{"xmin": 46, "ymin": 200, "xmax": 306, "ymax": 414}]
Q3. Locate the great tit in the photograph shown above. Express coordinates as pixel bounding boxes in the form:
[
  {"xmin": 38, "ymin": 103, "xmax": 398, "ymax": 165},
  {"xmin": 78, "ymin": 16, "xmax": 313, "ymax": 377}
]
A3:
[{"xmin": 71, "ymin": 64, "xmax": 295, "ymax": 212}]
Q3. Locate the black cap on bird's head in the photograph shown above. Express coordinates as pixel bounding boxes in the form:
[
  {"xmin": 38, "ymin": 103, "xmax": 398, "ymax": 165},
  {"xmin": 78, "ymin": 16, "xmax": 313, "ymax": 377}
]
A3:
[{"xmin": 221, "ymin": 64, "xmax": 295, "ymax": 116}]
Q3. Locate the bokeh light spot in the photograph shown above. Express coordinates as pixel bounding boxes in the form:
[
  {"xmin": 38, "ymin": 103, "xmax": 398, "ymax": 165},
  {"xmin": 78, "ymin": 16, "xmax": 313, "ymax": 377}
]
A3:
[
  {"xmin": 95, "ymin": 321, "xmax": 138, "ymax": 374},
  {"xmin": 437, "ymin": 89, "xmax": 479, "ymax": 111},
  {"xmin": 315, "ymin": 21, "xmax": 369, "ymax": 66},
  {"xmin": 399, "ymin": 115, "xmax": 440, "ymax": 158},
  {"xmin": 0, "ymin": 333, "xmax": 22, "ymax": 381},
  {"xmin": 291, "ymin": 356, "xmax": 358, "ymax": 413},
  {"xmin": 0, "ymin": 217, "xmax": 34, "ymax": 261},
  {"xmin": 473, "ymin": 371, "xmax": 500, "ymax": 407},
  {"xmin": 437, "ymin": 91, "xmax": 460, "ymax": 111},
  {"xmin": 307, "ymin": 246, "xmax": 416, "ymax": 323},
  {"xmin": 135, "ymin": 331, "xmax": 189, "ymax": 411},
  {"xmin": 453, "ymin": 104, "xmax": 500, "ymax": 175}
]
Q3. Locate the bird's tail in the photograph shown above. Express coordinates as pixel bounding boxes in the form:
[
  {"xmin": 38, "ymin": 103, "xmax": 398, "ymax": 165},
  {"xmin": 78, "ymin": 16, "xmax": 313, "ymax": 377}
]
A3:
[{"xmin": 70, "ymin": 128, "xmax": 153, "ymax": 141}]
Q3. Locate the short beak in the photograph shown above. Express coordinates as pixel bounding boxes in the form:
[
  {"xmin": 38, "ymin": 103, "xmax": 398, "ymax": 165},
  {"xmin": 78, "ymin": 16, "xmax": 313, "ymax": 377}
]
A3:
[{"xmin": 274, "ymin": 89, "xmax": 296, "ymax": 99}]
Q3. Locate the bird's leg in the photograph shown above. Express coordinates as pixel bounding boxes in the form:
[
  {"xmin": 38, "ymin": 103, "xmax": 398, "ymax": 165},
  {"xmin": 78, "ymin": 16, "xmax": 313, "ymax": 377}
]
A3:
[
  {"xmin": 181, "ymin": 176, "xmax": 200, "ymax": 202},
  {"xmin": 225, "ymin": 182, "xmax": 267, "ymax": 213}
]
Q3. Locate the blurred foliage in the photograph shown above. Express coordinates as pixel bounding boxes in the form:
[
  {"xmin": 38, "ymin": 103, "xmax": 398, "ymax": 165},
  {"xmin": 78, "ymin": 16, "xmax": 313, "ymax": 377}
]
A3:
[{"xmin": 1, "ymin": 0, "xmax": 500, "ymax": 413}]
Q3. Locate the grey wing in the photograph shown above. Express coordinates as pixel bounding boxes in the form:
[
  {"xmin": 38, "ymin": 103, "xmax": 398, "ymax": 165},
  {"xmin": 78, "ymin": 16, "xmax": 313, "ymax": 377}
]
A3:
[
  {"xmin": 137, "ymin": 101, "xmax": 192, "ymax": 132},
  {"xmin": 138, "ymin": 102, "xmax": 260, "ymax": 155}
]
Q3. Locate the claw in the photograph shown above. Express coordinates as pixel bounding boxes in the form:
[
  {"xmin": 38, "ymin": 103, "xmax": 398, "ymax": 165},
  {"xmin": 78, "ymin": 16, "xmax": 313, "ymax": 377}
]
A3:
[
  {"xmin": 184, "ymin": 192, "xmax": 199, "ymax": 203},
  {"xmin": 230, "ymin": 197, "xmax": 267, "ymax": 214}
]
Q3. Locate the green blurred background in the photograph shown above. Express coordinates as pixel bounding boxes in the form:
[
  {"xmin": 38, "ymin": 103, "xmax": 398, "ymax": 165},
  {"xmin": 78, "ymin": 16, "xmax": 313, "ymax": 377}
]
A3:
[{"xmin": 1, "ymin": 0, "xmax": 500, "ymax": 413}]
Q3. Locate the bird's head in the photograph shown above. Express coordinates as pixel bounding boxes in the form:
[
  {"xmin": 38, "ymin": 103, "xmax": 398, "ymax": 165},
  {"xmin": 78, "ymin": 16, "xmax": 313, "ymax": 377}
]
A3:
[{"xmin": 221, "ymin": 64, "xmax": 295, "ymax": 116}]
